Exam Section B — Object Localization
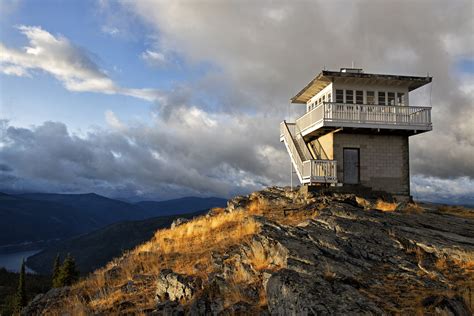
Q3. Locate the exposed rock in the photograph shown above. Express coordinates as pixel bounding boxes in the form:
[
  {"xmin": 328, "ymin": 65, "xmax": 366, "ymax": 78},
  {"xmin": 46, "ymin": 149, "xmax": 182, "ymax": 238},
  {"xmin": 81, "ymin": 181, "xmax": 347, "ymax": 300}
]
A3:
[
  {"xmin": 120, "ymin": 280, "xmax": 138, "ymax": 294},
  {"xmin": 151, "ymin": 300, "xmax": 185, "ymax": 316},
  {"xmin": 21, "ymin": 287, "xmax": 71, "ymax": 316},
  {"xmin": 266, "ymin": 269, "xmax": 383, "ymax": 315},
  {"xmin": 103, "ymin": 265, "xmax": 122, "ymax": 282},
  {"xmin": 156, "ymin": 269, "xmax": 202, "ymax": 303},
  {"xmin": 171, "ymin": 218, "xmax": 189, "ymax": 229}
]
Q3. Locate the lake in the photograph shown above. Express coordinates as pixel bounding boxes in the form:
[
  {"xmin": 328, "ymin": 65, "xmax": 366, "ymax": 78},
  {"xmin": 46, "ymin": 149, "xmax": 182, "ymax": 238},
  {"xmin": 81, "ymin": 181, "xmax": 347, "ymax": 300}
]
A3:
[{"xmin": 0, "ymin": 250, "xmax": 42, "ymax": 273}]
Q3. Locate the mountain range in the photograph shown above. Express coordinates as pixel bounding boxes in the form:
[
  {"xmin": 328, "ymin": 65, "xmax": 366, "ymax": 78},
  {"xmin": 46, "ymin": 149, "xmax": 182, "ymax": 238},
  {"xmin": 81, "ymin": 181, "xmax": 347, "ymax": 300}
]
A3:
[{"xmin": 0, "ymin": 192, "xmax": 227, "ymax": 249}]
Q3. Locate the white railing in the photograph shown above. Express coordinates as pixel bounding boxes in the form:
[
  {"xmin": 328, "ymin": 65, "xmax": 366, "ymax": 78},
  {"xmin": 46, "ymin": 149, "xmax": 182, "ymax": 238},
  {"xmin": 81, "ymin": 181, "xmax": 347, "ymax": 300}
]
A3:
[
  {"xmin": 302, "ymin": 160, "xmax": 337, "ymax": 183},
  {"xmin": 280, "ymin": 121, "xmax": 337, "ymax": 184},
  {"xmin": 296, "ymin": 102, "xmax": 432, "ymax": 134},
  {"xmin": 280, "ymin": 121, "xmax": 304, "ymax": 181}
]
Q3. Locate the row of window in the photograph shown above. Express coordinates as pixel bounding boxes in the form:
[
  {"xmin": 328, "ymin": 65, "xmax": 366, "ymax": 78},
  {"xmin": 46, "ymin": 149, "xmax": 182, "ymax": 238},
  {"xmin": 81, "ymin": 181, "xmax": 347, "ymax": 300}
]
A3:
[
  {"xmin": 335, "ymin": 89, "xmax": 405, "ymax": 106},
  {"xmin": 308, "ymin": 92, "xmax": 332, "ymax": 111},
  {"xmin": 307, "ymin": 89, "xmax": 406, "ymax": 111}
]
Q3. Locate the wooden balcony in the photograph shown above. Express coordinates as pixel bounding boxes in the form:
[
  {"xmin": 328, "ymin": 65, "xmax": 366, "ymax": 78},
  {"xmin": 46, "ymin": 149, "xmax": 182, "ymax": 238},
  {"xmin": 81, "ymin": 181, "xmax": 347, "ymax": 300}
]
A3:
[{"xmin": 296, "ymin": 102, "xmax": 432, "ymax": 138}]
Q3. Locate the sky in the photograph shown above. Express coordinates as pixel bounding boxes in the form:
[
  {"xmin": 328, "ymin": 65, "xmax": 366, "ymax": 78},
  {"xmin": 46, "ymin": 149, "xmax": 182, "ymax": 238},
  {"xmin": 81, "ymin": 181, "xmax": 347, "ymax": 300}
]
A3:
[{"xmin": 0, "ymin": 0, "xmax": 473, "ymax": 203}]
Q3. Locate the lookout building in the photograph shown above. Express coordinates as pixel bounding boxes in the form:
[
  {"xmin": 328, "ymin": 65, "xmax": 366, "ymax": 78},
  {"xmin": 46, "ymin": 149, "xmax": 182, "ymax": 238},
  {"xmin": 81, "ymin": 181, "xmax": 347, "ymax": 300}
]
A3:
[{"xmin": 280, "ymin": 68, "xmax": 432, "ymax": 199}]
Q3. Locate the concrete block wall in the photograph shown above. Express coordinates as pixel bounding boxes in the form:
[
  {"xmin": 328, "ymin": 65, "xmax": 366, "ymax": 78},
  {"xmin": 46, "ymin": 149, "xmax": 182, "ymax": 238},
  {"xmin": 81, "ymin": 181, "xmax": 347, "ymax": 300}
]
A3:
[{"xmin": 331, "ymin": 133, "xmax": 410, "ymax": 196}]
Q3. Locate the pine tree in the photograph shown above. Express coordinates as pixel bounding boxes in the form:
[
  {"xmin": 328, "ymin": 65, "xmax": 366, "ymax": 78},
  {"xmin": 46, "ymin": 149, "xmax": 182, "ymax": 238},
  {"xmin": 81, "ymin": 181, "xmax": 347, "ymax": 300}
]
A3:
[
  {"xmin": 15, "ymin": 259, "xmax": 27, "ymax": 312},
  {"xmin": 56, "ymin": 254, "xmax": 79, "ymax": 287},
  {"xmin": 52, "ymin": 254, "xmax": 61, "ymax": 288}
]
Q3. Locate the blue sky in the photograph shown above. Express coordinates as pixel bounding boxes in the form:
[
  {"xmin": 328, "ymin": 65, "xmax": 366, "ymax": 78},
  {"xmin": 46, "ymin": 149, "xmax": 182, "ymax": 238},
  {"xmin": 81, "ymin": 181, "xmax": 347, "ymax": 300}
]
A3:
[
  {"xmin": 0, "ymin": 0, "xmax": 211, "ymax": 130},
  {"xmin": 0, "ymin": 0, "xmax": 473, "ymax": 202}
]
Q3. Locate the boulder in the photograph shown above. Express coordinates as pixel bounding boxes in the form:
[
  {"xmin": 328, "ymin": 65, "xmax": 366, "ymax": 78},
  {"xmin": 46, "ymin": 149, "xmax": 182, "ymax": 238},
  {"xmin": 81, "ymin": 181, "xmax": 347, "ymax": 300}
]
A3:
[
  {"xmin": 155, "ymin": 269, "xmax": 201, "ymax": 303},
  {"xmin": 170, "ymin": 218, "xmax": 189, "ymax": 229},
  {"xmin": 21, "ymin": 287, "xmax": 70, "ymax": 316}
]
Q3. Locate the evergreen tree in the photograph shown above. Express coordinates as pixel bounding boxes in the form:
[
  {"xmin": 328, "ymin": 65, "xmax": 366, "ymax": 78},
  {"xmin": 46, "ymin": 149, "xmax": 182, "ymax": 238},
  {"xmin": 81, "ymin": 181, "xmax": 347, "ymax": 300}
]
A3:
[
  {"xmin": 56, "ymin": 254, "xmax": 79, "ymax": 287},
  {"xmin": 52, "ymin": 254, "xmax": 61, "ymax": 288},
  {"xmin": 15, "ymin": 259, "xmax": 27, "ymax": 312}
]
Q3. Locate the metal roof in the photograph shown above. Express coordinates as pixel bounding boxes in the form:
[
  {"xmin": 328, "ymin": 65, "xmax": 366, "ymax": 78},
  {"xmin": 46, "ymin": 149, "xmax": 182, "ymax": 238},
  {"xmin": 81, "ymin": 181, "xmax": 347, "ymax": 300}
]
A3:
[{"xmin": 291, "ymin": 70, "xmax": 432, "ymax": 104}]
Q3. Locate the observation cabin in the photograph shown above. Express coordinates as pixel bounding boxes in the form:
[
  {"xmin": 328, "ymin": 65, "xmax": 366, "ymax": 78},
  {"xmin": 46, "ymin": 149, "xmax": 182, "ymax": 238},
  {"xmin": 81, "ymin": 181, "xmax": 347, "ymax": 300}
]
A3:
[{"xmin": 280, "ymin": 67, "xmax": 432, "ymax": 198}]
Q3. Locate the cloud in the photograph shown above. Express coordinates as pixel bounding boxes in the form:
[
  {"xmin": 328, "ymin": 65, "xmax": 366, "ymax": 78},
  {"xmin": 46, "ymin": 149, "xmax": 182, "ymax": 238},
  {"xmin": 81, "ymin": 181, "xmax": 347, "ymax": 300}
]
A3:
[
  {"xmin": 123, "ymin": 0, "xmax": 474, "ymax": 182},
  {"xmin": 141, "ymin": 49, "xmax": 167, "ymax": 67},
  {"xmin": 411, "ymin": 175, "xmax": 474, "ymax": 205},
  {"xmin": 101, "ymin": 25, "xmax": 120, "ymax": 37},
  {"xmin": 1, "ymin": 2, "xmax": 473, "ymax": 203},
  {"xmin": 0, "ymin": 25, "xmax": 163, "ymax": 102},
  {"xmin": 0, "ymin": 107, "xmax": 288, "ymax": 199}
]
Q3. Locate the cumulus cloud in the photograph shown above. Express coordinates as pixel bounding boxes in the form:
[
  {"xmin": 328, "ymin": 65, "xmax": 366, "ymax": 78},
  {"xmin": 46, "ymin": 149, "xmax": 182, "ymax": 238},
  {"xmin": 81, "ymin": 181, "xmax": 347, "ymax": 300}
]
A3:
[
  {"xmin": 0, "ymin": 25, "xmax": 163, "ymax": 102},
  {"xmin": 124, "ymin": 0, "xmax": 474, "ymax": 181},
  {"xmin": 0, "ymin": 105, "xmax": 288, "ymax": 199},
  {"xmin": 1, "ymin": 1, "xmax": 473, "ymax": 203},
  {"xmin": 411, "ymin": 175, "xmax": 474, "ymax": 205}
]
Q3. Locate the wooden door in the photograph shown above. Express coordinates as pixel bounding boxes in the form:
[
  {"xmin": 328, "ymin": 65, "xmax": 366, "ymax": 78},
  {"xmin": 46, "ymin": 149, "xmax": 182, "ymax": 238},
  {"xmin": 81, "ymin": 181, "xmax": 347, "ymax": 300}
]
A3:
[{"xmin": 343, "ymin": 148, "xmax": 359, "ymax": 184}]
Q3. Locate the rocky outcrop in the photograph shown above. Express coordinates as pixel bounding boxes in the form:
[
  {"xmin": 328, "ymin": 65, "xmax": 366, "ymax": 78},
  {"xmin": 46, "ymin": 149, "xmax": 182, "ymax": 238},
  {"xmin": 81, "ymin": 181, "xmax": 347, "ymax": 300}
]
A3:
[
  {"xmin": 21, "ymin": 287, "xmax": 70, "ymax": 316},
  {"xmin": 155, "ymin": 269, "xmax": 202, "ymax": 303},
  {"xmin": 24, "ymin": 187, "xmax": 474, "ymax": 315}
]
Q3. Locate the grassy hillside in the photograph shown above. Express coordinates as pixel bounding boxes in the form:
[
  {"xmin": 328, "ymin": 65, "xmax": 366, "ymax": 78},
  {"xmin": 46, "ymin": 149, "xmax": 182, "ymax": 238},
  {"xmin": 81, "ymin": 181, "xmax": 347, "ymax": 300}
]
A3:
[{"xmin": 27, "ymin": 211, "xmax": 207, "ymax": 275}]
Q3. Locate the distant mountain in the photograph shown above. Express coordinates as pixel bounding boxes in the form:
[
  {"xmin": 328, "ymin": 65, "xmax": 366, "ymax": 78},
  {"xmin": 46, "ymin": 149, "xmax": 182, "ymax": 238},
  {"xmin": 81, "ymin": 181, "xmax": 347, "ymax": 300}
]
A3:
[
  {"xmin": 18, "ymin": 192, "xmax": 152, "ymax": 224},
  {"xmin": 135, "ymin": 196, "xmax": 228, "ymax": 216},
  {"xmin": 27, "ymin": 211, "xmax": 206, "ymax": 275},
  {"xmin": 0, "ymin": 192, "xmax": 227, "ymax": 248}
]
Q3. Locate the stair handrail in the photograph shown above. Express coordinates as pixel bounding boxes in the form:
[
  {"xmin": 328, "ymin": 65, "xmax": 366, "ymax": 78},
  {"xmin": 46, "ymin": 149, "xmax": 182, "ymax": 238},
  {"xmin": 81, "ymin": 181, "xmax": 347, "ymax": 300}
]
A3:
[
  {"xmin": 293, "ymin": 121, "xmax": 313, "ymax": 161},
  {"xmin": 280, "ymin": 121, "xmax": 304, "ymax": 181}
]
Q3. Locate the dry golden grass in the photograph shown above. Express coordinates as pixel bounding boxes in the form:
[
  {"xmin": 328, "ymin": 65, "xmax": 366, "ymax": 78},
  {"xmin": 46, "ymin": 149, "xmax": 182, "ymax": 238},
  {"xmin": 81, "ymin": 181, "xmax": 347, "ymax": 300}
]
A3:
[
  {"xmin": 45, "ymin": 194, "xmax": 321, "ymax": 314},
  {"xmin": 355, "ymin": 196, "xmax": 371, "ymax": 209},
  {"xmin": 400, "ymin": 202, "xmax": 425, "ymax": 214},
  {"xmin": 246, "ymin": 197, "xmax": 319, "ymax": 226},
  {"xmin": 51, "ymin": 208, "xmax": 270, "ymax": 314},
  {"xmin": 438, "ymin": 205, "xmax": 474, "ymax": 219},
  {"xmin": 374, "ymin": 199, "xmax": 399, "ymax": 212}
]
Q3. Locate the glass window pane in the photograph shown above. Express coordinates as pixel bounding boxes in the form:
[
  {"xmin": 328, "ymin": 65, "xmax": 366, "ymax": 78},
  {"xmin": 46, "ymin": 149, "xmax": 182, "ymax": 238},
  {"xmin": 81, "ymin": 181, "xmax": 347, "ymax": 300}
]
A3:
[
  {"xmin": 378, "ymin": 91, "xmax": 386, "ymax": 105},
  {"xmin": 367, "ymin": 91, "xmax": 375, "ymax": 104},
  {"xmin": 397, "ymin": 93, "xmax": 405, "ymax": 105},
  {"xmin": 327, "ymin": 93, "xmax": 332, "ymax": 102},
  {"xmin": 356, "ymin": 90, "xmax": 363, "ymax": 104},
  {"xmin": 336, "ymin": 90, "xmax": 344, "ymax": 103},
  {"xmin": 346, "ymin": 90, "xmax": 354, "ymax": 103},
  {"xmin": 388, "ymin": 92, "xmax": 395, "ymax": 105}
]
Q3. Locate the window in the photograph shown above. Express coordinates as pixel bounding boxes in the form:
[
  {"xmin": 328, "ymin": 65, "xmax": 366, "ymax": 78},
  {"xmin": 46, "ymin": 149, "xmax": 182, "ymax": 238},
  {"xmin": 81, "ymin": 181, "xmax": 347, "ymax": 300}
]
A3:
[
  {"xmin": 378, "ymin": 91, "xmax": 386, "ymax": 105},
  {"xmin": 336, "ymin": 90, "xmax": 344, "ymax": 103},
  {"xmin": 366, "ymin": 91, "xmax": 375, "ymax": 104},
  {"xmin": 327, "ymin": 93, "xmax": 332, "ymax": 102},
  {"xmin": 318, "ymin": 97, "xmax": 322, "ymax": 104},
  {"xmin": 322, "ymin": 95, "xmax": 326, "ymax": 103},
  {"xmin": 346, "ymin": 90, "xmax": 354, "ymax": 104},
  {"xmin": 397, "ymin": 92, "xmax": 405, "ymax": 105},
  {"xmin": 356, "ymin": 90, "xmax": 363, "ymax": 104},
  {"xmin": 388, "ymin": 92, "xmax": 395, "ymax": 105}
]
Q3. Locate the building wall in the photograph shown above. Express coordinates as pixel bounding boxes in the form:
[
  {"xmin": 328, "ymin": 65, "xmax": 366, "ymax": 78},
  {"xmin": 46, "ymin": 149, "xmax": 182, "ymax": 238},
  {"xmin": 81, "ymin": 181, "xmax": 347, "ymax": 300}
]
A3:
[
  {"xmin": 332, "ymin": 132, "xmax": 410, "ymax": 196},
  {"xmin": 311, "ymin": 132, "xmax": 334, "ymax": 160},
  {"xmin": 307, "ymin": 83, "xmax": 333, "ymax": 112}
]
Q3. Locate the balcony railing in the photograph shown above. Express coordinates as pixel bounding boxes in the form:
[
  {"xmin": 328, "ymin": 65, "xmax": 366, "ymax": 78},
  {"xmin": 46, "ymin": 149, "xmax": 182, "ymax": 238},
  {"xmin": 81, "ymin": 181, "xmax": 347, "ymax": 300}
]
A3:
[
  {"xmin": 302, "ymin": 160, "xmax": 337, "ymax": 183},
  {"xmin": 296, "ymin": 102, "xmax": 432, "ymax": 136}
]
